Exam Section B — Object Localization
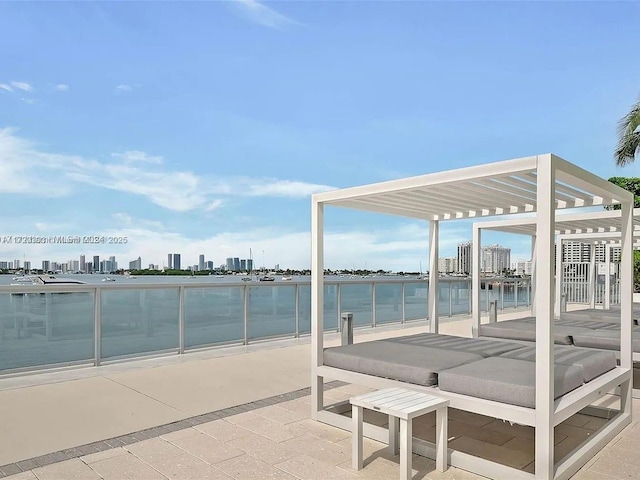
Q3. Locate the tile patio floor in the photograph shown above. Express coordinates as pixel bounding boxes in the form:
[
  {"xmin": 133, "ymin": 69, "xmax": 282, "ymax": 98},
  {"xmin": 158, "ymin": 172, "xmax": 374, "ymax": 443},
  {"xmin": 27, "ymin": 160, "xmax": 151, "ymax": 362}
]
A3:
[{"xmin": 1, "ymin": 311, "xmax": 638, "ymax": 480}]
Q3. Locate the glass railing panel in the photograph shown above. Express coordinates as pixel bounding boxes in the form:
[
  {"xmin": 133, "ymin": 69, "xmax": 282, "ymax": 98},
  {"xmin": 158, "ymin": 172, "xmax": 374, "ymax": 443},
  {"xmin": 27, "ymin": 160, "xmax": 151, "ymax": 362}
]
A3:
[
  {"xmin": 404, "ymin": 281, "xmax": 428, "ymax": 321},
  {"xmin": 340, "ymin": 283, "xmax": 372, "ymax": 326},
  {"xmin": 374, "ymin": 283, "xmax": 403, "ymax": 324},
  {"xmin": 101, "ymin": 289, "xmax": 179, "ymax": 359},
  {"xmin": 297, "ymin": 284, "xmax": 338, "ymax": 334},
  {"xmin": 184, "ymin": 287, "xmax": 244, "ymax": 348},
  {"xmin": 438, "ymin": 282, "xmax": 451, "ymax": 317},
  {"xmin": 0, "ymin": 291, "xmax": 94, "ymax": 372},
  {"xmin": 247, "ymin": 285, "xmax": 296, "ymax": 340},
  {"xmin": 502, "ymin": 282, "xmax": 515, "ymax": 309},
  {"xmin": 450, "ymin": 281, "xmax": 471, "ymax": 316}
]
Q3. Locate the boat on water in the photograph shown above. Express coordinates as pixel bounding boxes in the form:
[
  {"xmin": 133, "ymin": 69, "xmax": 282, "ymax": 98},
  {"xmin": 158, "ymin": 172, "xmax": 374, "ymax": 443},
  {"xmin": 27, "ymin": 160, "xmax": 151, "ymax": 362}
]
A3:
[
  {"xmin": 258, "ymin": 275, "xmax": 275, "ymax": 282},
  {"xmin": 102, "ymin": 276, "xmax": 116, "ymax": 282},
  {"xmin": 11, "ymin": 275, "xmax": 86, "ymax": 285},
  {"xmin": 281, "ymin": 275, "xmax": 292, "ymax": 281}
]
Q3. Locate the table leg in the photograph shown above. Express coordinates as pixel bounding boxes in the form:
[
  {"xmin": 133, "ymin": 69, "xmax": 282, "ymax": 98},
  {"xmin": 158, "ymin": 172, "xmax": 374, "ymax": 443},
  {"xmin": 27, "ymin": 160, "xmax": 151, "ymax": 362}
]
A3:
[
  {"xmin": 436, "ymin": 407, "xmax": 448, "ymax": 472},
  {"xmin": 389, "ymin": 415, "xmax": 399, "ymax": 454},
  {"xmin": 352, "ymin": 405, "xmax": 363, "ymax": 470},
  {"xmin": 400, "ymin": 418, "xmax": 412, "ymax": 480}
]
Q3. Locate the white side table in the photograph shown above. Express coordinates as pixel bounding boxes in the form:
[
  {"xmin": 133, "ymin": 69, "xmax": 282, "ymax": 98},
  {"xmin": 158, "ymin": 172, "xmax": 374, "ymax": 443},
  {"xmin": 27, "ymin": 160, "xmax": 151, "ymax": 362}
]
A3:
[{"xmin": 350, "ymin": 388, "xmax": 449, "ymax": 479}]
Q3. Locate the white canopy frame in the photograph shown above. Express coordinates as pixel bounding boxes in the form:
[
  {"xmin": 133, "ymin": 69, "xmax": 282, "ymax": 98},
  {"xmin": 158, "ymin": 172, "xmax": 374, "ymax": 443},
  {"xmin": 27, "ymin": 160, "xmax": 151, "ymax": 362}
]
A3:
[{"xmin": 311, "ymin": 154, "xmax": 634, "ymax": 479}]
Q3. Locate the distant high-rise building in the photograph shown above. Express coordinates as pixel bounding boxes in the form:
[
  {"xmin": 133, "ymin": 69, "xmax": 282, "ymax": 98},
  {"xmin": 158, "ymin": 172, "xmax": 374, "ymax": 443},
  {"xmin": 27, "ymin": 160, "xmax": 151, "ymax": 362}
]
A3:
[
  {"xmin": 129, "ymin": 257, "xmax": 142, "ymax": 270},
  {"xmin": 438, "ymin": 257, "xmax": 457, "ymax": 274},
  {"xmin": 167, "ymin": 254, "xmax": 173, "ymax": 269},
  {"xmin": 206, "ymin": 261, "xmax": 214, "ymax": 270},
  {"xmin": 226, "ymin": 257, "xmax": 234, "ymax": 271},
  {"xmin": 482, "ymin": 244, "xmax": 511, "ymax": 274},
  {"xmin": 513, "ymin": 259, "xmax": 533, "ymax": 276},
  {"xmin": 199, "ymin": 254, "xmax": 205, "ymax": 271},
  {"xmin": 247, "ymin": 259, "xmax": 253, "ymax": 272},
  {"xmin": 457, "ymin": 241, "xmax": 472, "ymax": 275},
  {"xmin": 42, "ymin": 260, "xmax": 51, "ymax": 272},
  {"xmin": 24, "ymin": 261, "xmax": 31, "ymax": 272},
  {"xmin": 14, "ymin": 259, "xmax": 20, "ymax": 269},
  {"xmin": 69, "ymin": 260, "xmax": 80, "ymax": 272},
  {"xmin": 240, "ymin": 259, "xmax": 247, "ymax": 271},
  {"xmin": 109, "ymin": 256, "xmax": 117, "ymax": 271},
  {"xmin": 93, "ymin": 255, "xmax": 100, "ymax": 272},
  {"xmin": 233, "ymin": 257, "xmax": 240, "ymax": 272},
  {"xmin": 0, "ymin": 261, "xmax": 9, "ymax": 269},
  {"xmin": 80, "ymin": 255, "xmax": 86, "ymax": 272},
  {"xmin": 173, "ymin": 254, "xmax": 181, "ymax": 270}
]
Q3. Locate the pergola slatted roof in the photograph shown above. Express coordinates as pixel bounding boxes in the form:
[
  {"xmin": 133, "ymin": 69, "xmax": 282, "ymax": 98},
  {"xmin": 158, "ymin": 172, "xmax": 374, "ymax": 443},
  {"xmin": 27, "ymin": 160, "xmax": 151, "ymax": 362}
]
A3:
[{"xmin": 315, "ymin": 155, "xmax": 629, "ymax": 220}]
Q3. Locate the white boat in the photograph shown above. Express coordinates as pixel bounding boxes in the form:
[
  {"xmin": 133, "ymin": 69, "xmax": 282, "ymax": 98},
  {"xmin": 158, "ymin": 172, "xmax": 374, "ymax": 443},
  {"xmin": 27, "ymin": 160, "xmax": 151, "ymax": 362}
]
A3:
[
  {"xmin": 281, "ymin": 275, "xmax": 292, "ymax": 281},
  {"xmin": 102, "ymin": 276, "xmax": 116, "ymax": 282}
]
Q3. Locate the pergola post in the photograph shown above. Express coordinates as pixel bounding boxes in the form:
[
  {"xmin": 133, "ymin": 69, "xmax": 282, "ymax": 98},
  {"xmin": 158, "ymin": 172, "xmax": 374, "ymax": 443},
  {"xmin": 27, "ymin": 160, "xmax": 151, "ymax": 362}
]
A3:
[
  {"xmin": 531, "ymin": 234, "xmax": 537, "ymax": 316},
  {"xmin": 554, "ymin": 236, "xmax": 563, "ymax": 318},
  {"xmin": 589, "ymin": 242, "xmax": 597, "ymax": 309},
  {"xmin": 604, "ymin": 244, "xmax": 612, "ymax": 310},
  {"xmin": 472, "ymin": 225, "xmax": 481, "ymax": 337},
  {"xmin": 620, "ymin": 201, "xmax": 633, "ymax": 416},
  {"xmin": 535, "ymin": 154, "xmax": 555, "ymax": 479},
  {"xmin": 311, "ymin": 199, "xmax": 324, "ymax": 420},
  {"xmin": 429, "ymin": 220, "xmax": 439, "ymax": 333}
]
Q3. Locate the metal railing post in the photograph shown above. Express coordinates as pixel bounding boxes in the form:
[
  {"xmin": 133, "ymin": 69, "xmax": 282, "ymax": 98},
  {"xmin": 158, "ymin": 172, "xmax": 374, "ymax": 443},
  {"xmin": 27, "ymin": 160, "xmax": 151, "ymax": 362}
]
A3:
[
  {"xmin": 178, "ymin": 286, "xmax": 185, "ymax": 354},
  {"xmin": 449, "ymin": 282, "xmax": 453, "ymax": 317},
  {"xmin": 371, "ymin": 284, "xmax": 376, "ymax": 327},
  {"xmin": 295, "ymin": 283, "xmax": 299, "ymax": 338},
  {"xmin": 401, "ymin": 282, "xmax": 406, "ymax": 324},
  {"xmin": 500, "ymin": 281, "xmax": 504, "ymax": 310},
  {"xmin": 336, "ymin": 283, "xmax": 342, "ymax": 332},
  {"xmin": 94, "ymin": 287, "xmax": 101, "ymax": 366},
  {"xmin": 243, "ymin": 284, "xmax": 249, "ymax": 345}
]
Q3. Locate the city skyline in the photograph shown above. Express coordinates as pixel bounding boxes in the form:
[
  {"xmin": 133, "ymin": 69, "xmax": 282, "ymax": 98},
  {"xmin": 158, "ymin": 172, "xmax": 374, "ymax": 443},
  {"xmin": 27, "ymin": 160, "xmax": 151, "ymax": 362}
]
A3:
[{"xmin": 1, "ymin": 3, "xmax": 639, "ymax": 271}]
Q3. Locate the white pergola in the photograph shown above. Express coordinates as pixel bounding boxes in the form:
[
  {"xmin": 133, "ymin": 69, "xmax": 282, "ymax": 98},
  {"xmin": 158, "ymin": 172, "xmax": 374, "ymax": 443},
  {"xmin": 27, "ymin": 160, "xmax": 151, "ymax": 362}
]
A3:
[
  {"xmin": 472, "ymin": 208, "xmax": 640, "ymax": 327},
  {"xmin": 311, "ymin": 154, "xmax": 634, "ymax": 480}
]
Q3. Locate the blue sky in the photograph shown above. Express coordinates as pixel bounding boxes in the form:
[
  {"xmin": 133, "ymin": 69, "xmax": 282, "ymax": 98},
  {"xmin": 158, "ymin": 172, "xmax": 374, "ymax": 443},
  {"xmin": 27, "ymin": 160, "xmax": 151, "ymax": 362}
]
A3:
[{"xmin": 1, "ymin": 1, "xmax": 639, "ymax": 271}]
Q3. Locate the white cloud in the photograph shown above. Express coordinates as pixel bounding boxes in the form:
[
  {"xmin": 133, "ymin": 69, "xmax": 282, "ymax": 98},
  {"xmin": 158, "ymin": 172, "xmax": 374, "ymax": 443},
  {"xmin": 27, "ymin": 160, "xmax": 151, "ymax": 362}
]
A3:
[
  {"xmin": 111, "ymin": 150, "xmax": 163, "ymax": 164},
  {"xmin": 233, "ymin": 0, "xmax": 301, "ymax": 30},
  {"xmin": 0, "ymin": 84, "xmax": 12, "ymax": 92},
  {"xmin": 115, "ymin": 84, "xmax": 133, "ymax": 93},
  {"xmin": 0, "ymin": 128, "xmax": 336, "ymax": 212},
  {"xmin": 55, "ymin": 84, "xmax": 70, "ymax": 91},
  {"xmin": 11, "ymin": 81, "xmax": 33, "ymax": 92}
]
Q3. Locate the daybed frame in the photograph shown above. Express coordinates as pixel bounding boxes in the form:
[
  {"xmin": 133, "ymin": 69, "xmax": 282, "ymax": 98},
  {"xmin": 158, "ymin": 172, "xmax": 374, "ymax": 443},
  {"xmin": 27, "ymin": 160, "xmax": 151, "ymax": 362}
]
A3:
[{"xmin": 311, "ymin": 154, "xmax": 634, "ymax": 480}]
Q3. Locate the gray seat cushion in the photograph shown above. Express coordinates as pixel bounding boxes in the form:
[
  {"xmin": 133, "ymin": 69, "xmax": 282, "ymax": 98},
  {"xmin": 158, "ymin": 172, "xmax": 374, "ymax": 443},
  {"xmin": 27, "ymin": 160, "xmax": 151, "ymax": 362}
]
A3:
[
  {"xmin": 479, "ymin": 321, "xmax": 594, "ymax": 345},
  {"xmin": 438, "ymin": 357, "xmax": 584, "ymax": 408},
  {"xmin": 323, "ymin": 341, "xmax": 483, "ymax": 386},
  {"xmin": 383, "ymin": 333, "xmax": 524, "ymax": 357},
  {"xmin": 499, "ymin": 346, "xmax": 616, "ymax": 382},
  {"xmin": 572, "ymin": 330, "xmax": 640, "ymax": 352}
]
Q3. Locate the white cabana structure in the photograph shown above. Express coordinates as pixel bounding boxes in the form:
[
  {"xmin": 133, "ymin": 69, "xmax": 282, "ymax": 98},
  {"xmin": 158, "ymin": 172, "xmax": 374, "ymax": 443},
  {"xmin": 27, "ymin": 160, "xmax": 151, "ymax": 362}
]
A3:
[
  {"xmin": 311, "ymin": 154, "xmax": 634, "ymax": 479},
  {"xmin": 472, "ymin": 208, "xmax": 640, "ymax": 325}
]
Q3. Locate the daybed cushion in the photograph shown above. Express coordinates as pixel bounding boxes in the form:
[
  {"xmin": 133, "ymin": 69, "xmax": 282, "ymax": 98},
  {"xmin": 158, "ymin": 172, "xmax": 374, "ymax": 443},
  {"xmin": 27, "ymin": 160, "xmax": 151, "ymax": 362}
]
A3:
[
  {"xmin": 323, "ymin": 341, "xmax": 483, "ymax": 386},
  {"xmin": 499, "ymin": 346, "xmax": 616, "ymax": 382},
  {"xmin": 479, "ymin": 321, "xmax": 595, "ymax": 345},
  {"xmin": 383, "ymin": 333, "xmax": 524, "ymax": 357},
  {"xmin": 572, "ymin": 330, "xmax": 640, "ymax": 352},
  {"xmin": 438, "ymin": 357, "xmax": 584, "ymax": 408}
]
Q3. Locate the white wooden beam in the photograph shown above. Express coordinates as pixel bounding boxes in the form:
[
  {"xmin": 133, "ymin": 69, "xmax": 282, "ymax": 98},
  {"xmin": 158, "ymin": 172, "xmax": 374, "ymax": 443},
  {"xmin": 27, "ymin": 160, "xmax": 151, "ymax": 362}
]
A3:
[
  {"xmin": 429, "ymin": 220, "xmax": 439, "ymax": 333},
  {"xmin": 311, "ymin": 198, "xmax": 324, "ymax": 420}
]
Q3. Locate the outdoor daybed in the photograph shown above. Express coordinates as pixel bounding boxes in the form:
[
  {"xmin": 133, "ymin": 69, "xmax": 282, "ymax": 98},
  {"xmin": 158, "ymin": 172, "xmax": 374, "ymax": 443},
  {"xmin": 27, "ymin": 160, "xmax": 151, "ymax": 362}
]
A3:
[
  {"xmin": 324, "ymin": 333, "xmax": 616, "ymax": 408},
  {"xmin": 311, "ymin": 154, "xmax": 635, "ymax": 480}
]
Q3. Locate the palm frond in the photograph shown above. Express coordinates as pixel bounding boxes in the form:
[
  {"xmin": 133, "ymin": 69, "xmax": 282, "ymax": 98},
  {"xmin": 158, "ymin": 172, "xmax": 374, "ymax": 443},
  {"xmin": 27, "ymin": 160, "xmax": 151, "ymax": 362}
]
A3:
[{"xmin": 615, "ymin": 96, "xmax": 640, "ymax": 167}]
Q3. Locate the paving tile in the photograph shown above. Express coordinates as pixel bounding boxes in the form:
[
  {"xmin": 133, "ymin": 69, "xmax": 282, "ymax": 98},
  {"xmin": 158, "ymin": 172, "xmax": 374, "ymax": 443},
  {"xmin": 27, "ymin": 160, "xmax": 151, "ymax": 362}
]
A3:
[
  {"xmin": 159, "ymin": 427, "xmax": 200, "ymax": 442},
  {"xmin": 555, "ymin": 423, "xmax": 595, "ymax": 441},
  {"xmin": 168, "ymin": 432, "xmax": 244, "ymax": 465},
  {"xmin": 277, "ymin": 398, "xmax": 314, "ymax": 417},
  {"xmin": 124, "ymin": 437, "xmax": 184, "ymax": 463},
  {"xmin": 582, "ymin": 416, "xmax": 610, "ymax": 431},
  {"xmin": 226, "ymin": 413, "xmax": 300, "ymax": 442},
  {"xmin": 425, "ymin": 466, "xmax": 487, "ymax": 480},
  {"xmin": 287, "ymin": 419, "xmax": 351, "ymax": 443},
  {"xmin": 571, "ymin": 470, "xmax": 618, "ymax": 479},
  {"xmin": 90, "ymin": 453, "xmax": 166, "ymax": 480},
  {"xmin": 555, "ymin": 435, "xmax": 586, "ymax": 462},
  {"xmin": 81, "ymin": 447, "xmax": 129, "ymax": 465},
  {"xmin": 0, "ymin": 465, "xmax": 22, "ymax": 477},
  {"xmin": 216, "ymin": 454, "xmax": 297, "ymax": 479},
  {"xmin": 32, "ymin": 458, "xmax": 101, "ymax": 480},
  {"xmin": 32, "ymin": 455, "xmax": 57, "ymax": 468},
  {"xmin": 563, "ymin": 413, "xmax": 593, "ymax": 428},
  {"xmin": 588, "ymin": 452, "xmax": 640, "ymax": 479},
  {"xmin": 3, "ymin": 472, "xmax": 38, "ymax": 480},
  {"xmin": 448, "ymin": 436, "xmax": 533, "ymax": 469},
  {"xmin": 275, "ymin": 453, "xmax": 358, "ymax": 480},
  {"xmin": 227, "ymin": 432, "xmax": 302, "ymax": 465},
  {"xmin": 281, "ymin": 433, "xmax": 351, "ymax": 466},
  {"xmin": 194, "ymin": 419, "xmax": 252, "ymax": 442},
  {"xmin": 14, "ymin": 460, "xmax": 37, "ymax": 472},
  {"xmin": 253, "ymin": 405, "xmax": 307, "ymax": 424},
  {"xmin": 338, "ymin": 452, "xmax": 435, "ymax": 480},
  {"xmin": 447, "ymin": 409, "xmax": 494, "ymax": 428},
  {"xmin": 146, "ymin": 451, "xmax": 232, "ymax": 480}
]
